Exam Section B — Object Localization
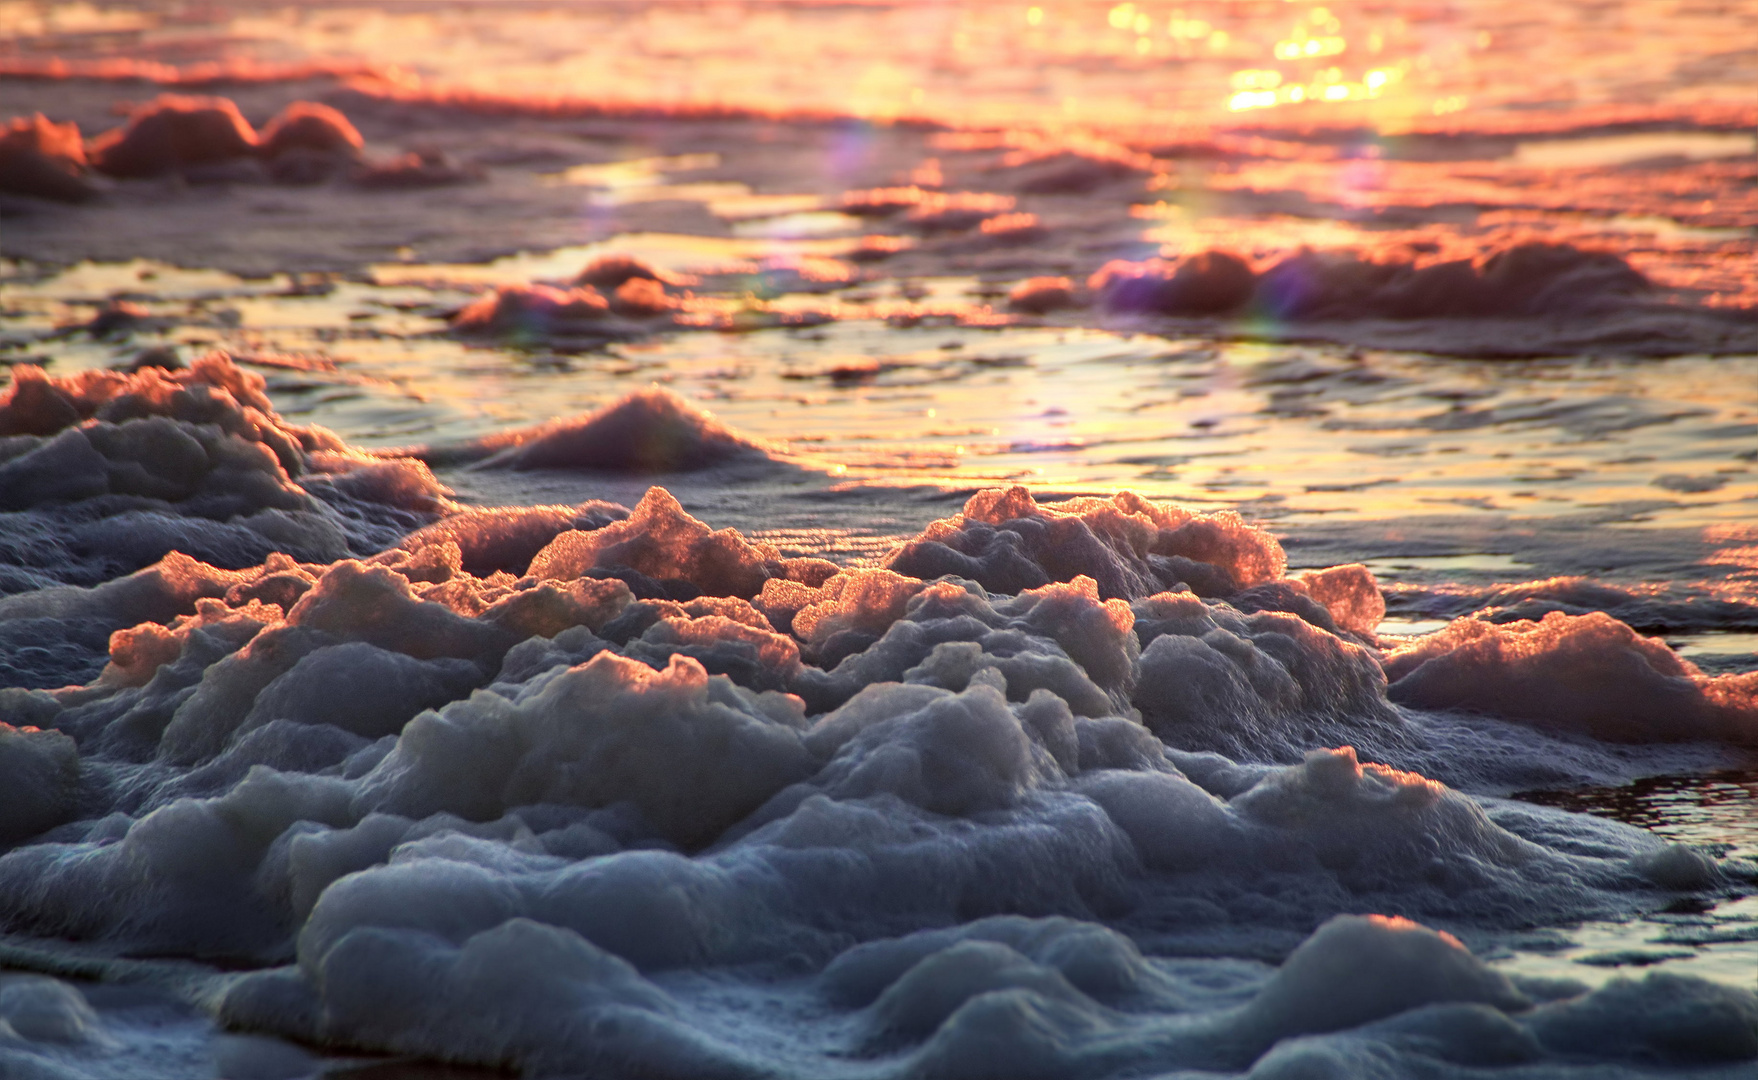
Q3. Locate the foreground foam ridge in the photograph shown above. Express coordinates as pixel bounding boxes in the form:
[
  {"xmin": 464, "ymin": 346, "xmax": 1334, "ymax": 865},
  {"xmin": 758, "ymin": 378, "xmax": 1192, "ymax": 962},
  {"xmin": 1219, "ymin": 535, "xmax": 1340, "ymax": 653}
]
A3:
[{"xmin": 0, "ymin": 370, "xmax": 1754, "ymax": 1078}]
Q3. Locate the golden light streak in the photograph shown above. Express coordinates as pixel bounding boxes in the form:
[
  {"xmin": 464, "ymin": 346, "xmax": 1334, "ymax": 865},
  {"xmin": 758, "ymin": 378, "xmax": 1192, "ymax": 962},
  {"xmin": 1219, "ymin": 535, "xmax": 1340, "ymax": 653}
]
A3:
[
  {"xmin": 1275, "ymin": 35, "xmax": 1346, "ymax": 60},
  {"xmin": 1227, "ymin": 61, "xmax": 1403, "ymax": 112},
  {"xmin": 1230, "ymin": 69, "xmax": 1282, "ymax": 91}
]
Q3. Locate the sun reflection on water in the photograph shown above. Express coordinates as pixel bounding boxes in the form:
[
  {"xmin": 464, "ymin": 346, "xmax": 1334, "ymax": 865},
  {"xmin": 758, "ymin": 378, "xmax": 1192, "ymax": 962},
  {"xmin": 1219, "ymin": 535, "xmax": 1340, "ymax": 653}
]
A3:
[{"xmin": 8, "ymin": 0, "xmax": 1747, "ymax": 142}]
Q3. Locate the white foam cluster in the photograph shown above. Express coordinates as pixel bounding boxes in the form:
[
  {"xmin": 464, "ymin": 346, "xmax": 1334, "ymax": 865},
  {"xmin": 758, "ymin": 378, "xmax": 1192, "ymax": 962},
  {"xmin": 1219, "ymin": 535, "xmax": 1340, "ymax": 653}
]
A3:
[
  {"xmin": 0, "ymin": 355, "xmax": 458, "ymax": 688},
  {"xmin": 1, "ymin": 471, "xmax": 1753, "ymax": 1077},
  {"xmin": 1090, "ymin": 243, "xmax": 1653, "ymax": 321},
  {"xmin": 887, "ymin": 487, "xmax": 1288, "ymax": 600},
  {"xmin": 476, "ymin": 388, "xmax": 779, "ymax": 473},
  {"xmin": 1386, "ymin": 610, "xmax": 1758, "ymax": 745},
  {"xmin": 529, "ymin": 486, "xmax": 824, "ymax": 599}
]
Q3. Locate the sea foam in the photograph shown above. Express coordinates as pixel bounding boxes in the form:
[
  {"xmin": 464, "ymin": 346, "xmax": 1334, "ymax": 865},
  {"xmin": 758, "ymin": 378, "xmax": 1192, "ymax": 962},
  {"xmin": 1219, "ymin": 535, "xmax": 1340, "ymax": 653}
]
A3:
[{"xmin": 0, "ymin": 382, "xmax": 1752, "ymax": 1080}]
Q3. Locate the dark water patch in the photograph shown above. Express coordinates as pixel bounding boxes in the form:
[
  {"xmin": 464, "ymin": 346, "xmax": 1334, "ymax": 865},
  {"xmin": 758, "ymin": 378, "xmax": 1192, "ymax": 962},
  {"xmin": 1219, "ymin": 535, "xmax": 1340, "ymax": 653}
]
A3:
[{"xmin": 1514, "ymin": 767, "xmax": 1758, "ymax": 859}]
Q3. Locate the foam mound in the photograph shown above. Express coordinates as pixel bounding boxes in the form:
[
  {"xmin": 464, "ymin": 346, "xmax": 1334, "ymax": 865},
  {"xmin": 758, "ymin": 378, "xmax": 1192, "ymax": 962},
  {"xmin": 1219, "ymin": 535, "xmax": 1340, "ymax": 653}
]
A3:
[
  {"xmin": 1092, "ymin": 243, "xmax": 1654, "ymax": 323},
  {"xmin": 782, "ymin": 574, "xmax": 1138, "ymax": 715},
  {"xmin": 1008, "ymin": 276, "xmax": 1077, "ymax": 314},
  {"xmin": 1297, "ymin": 564, "xmax": 1385, "ymax": 637},
  {"xmin": 256, "ymin": 101, "xmax": 364, "ymax": 184},
  {"xmin": 1384, "ymin": 610, "xmax": 1758, "ymax": 744},
  {"xmin": 87, "ymin": 94, "xmax": 259, "ymax": 179},
  {"xmin": 885, "ymin": 486, "xmax": 1288, "ymax": 601},
  {"xmin": 450, "ymin": 282, "xmax": 618, "ymax": 338},
  {"xmin": 573, "ymin": 254, "xmax": 674, "ymax": 291},
  {"xmin": 1, "ymin": 551, "xmax": 277, "ymax": 689},
  {"xmin": 473, "ymin": 388, "xmax": 782, "ymax": 473},
  {"xmin": 358, "ymin": 650, "xmax": 814, "ymax": 847},
  {"xmin": 1131, "ymin": 591, "xmax": 1399, "ymax": 761},
  {"xmin": 528, "ymin": 486, "xmax": 823, "ymax": 599},
  {"xmin": 0, "ymin": 113, "xmax": 96, "ymax": 203},
  {"xmin": 1254, "ymin": 243, "xmax": 1651, "ymax": 320},
  {"xmin": 5, "ymin": 92, "xmax": 807, "ymax": 203},
  {"xmin": 399, "ymin": 500, "xmax": 629, "ymax": 576},
  {"xmin": 56, "ymin": 95, "xmax": 372, "ymax": 187},
  {"xmin": 0, "ymin": 352, "xmax": 403, "ymax": 522},
  {"xmin": 255, "ymin": 102, "xmax": 363, "ymax": 161},
  {"xmin": 1091, "ymin": 252, "xmax": 1258, "ymax": 317},
  {"xmin": 0, "ymin": 354, "xmax": 460, "ymax": 685},
  {"xmin": 0, "ymin": 479, "xmax": 1751, "ymax": 1079},
  {"xmin": 448, "ymin": 275, "xmax": 679, "ymax": 339}
]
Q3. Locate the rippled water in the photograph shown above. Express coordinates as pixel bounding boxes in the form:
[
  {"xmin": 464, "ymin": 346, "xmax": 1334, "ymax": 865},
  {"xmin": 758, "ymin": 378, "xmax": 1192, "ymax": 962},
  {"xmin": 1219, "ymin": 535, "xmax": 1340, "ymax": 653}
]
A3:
[{"xmin": 5, "ymin": 255, "xmax": 1758, "ymax": 525}]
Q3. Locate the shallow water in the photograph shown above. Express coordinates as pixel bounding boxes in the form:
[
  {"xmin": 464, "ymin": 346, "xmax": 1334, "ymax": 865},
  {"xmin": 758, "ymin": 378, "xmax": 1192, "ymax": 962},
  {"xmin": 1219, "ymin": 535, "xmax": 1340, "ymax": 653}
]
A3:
[
  {"xmin": 1, "ymin": 3, "xmax": 1756, "ymax": 1079},
  {"xmin": 7, "ymin": 258, "xmax": 1757, "ymax": 527},
  {"xmin": 1490, "ymin": 769, "xmax": 1758, "ymax": 992}
]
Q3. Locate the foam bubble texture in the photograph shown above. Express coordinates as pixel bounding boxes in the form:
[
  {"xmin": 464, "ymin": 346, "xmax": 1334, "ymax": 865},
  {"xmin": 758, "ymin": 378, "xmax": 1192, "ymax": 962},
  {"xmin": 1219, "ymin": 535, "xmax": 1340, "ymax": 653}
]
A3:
[{"xmin": 1, "ymin": 475, "xmax": 1752, "ymax": 1078}]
